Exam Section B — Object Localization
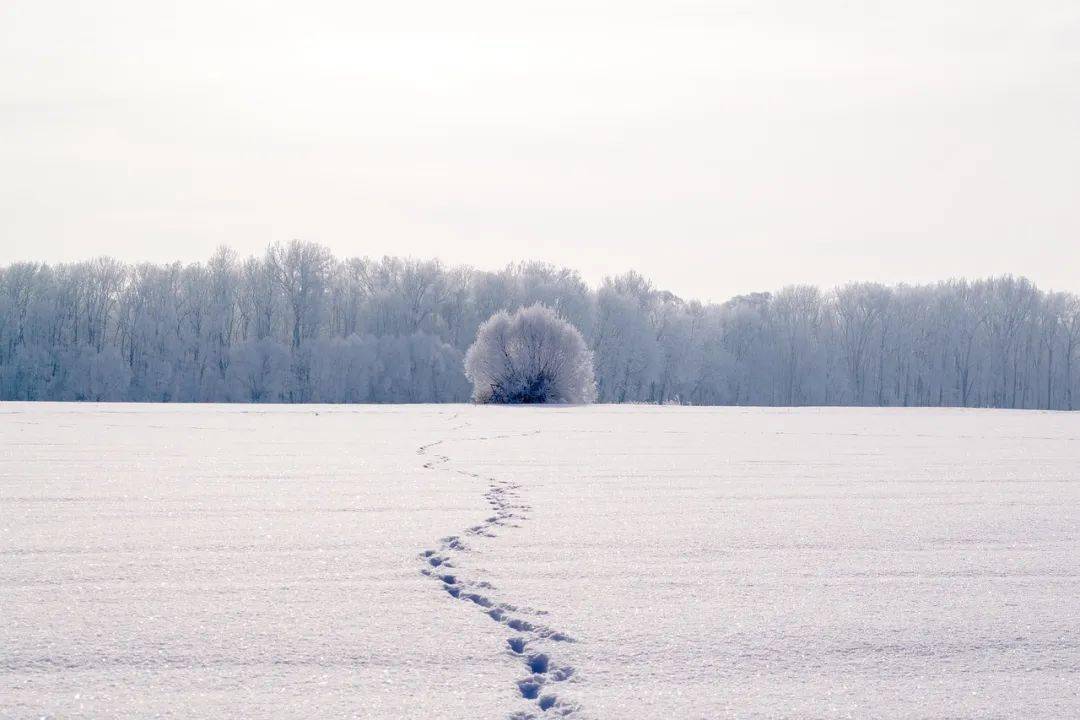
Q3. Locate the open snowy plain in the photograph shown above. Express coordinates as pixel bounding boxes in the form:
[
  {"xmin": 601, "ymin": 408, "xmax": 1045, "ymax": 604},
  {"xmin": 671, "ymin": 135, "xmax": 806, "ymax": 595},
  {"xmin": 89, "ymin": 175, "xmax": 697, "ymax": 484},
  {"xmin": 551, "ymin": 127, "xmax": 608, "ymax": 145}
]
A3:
[{"xmin": 2, "ymin": 404, "xmax": 1079, "ymax": 719}]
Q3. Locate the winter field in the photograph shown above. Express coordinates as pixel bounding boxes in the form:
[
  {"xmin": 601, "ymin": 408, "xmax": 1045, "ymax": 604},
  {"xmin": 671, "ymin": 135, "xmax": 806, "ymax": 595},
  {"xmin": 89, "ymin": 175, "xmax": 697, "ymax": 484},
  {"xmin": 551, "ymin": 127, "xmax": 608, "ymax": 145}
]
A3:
[{"xmin": 2, "ymin": 404, "xmax": 1079, "ymax": 719}]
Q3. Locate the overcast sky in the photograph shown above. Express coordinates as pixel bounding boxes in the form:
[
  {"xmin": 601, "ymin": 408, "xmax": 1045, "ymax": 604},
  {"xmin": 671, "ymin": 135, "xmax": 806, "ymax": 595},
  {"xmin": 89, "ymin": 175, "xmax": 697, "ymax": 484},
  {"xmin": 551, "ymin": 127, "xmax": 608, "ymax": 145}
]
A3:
[{"xmin": 2, "ymin": 1, "xmax": 1078, "ymax": 301}]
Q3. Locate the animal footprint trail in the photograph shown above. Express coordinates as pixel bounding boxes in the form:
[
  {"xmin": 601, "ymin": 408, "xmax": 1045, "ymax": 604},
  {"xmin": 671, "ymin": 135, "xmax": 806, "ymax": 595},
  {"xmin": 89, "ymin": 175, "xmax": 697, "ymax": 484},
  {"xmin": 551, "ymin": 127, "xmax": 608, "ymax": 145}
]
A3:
[{"xmin": 417, "ymin": 421, "xmax": 582, "ymax": 719}]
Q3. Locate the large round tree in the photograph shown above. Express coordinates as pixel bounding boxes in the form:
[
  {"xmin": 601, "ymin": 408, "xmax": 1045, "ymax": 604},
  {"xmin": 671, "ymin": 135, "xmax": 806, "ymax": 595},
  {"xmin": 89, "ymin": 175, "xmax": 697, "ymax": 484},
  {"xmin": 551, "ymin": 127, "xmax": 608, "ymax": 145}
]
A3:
[{"xmin": 464, "ymin": 304, "xmax": 596, "ymax": 404}]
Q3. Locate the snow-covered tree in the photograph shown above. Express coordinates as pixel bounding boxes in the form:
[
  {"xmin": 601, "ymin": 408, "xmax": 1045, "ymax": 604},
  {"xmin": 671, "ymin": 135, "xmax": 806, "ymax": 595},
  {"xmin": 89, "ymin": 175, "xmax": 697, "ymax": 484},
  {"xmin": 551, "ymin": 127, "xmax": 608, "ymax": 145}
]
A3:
[
  {"xmin": 2, "ymin": 245, "xmax": 1079, "ymax": 409},
  {"xmin": 464, "ymin": 304, "xmax": 596, "ymax": 404}
]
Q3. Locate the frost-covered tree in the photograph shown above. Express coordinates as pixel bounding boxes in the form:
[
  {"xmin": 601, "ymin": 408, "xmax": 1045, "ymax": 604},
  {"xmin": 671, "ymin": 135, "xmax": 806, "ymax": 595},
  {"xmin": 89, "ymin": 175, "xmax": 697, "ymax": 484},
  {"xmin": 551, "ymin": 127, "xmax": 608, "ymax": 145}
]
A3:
[
  {"xmin": 593, "ymin": 280, "xmax": 659, "ymax": 402},
  {"xmin": 266, "ymin": 240, "xmax": 333, "ymax": 351},
  {"xmin": 464, "ymin": 304, "xmax": 596, "ymax": 404},
  {"xmin": 3, "ymin": 245, "xmax": 1079, "ymax": 408}
]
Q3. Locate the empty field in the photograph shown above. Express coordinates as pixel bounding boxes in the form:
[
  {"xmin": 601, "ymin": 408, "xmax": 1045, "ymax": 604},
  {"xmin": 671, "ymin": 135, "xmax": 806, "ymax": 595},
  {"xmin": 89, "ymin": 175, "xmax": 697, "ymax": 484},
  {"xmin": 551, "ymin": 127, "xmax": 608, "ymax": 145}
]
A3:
[{"xmin": 2, "ymin": 404, "xmax": 1079, "ymax": 719}]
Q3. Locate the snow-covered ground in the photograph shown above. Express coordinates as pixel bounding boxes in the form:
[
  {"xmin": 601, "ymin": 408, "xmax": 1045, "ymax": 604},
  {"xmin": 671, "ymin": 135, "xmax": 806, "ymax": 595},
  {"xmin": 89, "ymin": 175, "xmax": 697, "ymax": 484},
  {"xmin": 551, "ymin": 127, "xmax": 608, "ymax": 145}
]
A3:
[{"xmin": 3, "ymin": 404, "xmax": 1079, "ymax": 719}]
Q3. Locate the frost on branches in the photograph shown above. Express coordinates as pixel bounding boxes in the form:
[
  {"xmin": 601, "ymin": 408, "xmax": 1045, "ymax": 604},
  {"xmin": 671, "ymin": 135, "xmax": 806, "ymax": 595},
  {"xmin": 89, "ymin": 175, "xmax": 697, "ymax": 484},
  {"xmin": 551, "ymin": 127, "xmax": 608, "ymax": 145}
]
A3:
[{"xmin": 464, "ymin": 304, "xmax": 596, "ymax": 404}]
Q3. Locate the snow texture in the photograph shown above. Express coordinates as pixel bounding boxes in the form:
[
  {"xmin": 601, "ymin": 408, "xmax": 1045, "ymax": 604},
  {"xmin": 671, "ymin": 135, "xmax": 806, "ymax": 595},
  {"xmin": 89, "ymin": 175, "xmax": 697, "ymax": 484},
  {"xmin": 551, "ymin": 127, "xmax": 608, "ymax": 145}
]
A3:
[{"xmin": 2, "ymin": 403, "xmax": 1080, "ymax": 719}]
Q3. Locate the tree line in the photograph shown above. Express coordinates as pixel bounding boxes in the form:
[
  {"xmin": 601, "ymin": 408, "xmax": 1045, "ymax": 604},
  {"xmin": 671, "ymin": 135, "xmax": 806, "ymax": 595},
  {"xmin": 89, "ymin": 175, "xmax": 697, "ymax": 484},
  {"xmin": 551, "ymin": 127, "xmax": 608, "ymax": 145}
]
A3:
[{"xmin": 2, "ymin": 241, "xmax": 1079, "ymax": 408}]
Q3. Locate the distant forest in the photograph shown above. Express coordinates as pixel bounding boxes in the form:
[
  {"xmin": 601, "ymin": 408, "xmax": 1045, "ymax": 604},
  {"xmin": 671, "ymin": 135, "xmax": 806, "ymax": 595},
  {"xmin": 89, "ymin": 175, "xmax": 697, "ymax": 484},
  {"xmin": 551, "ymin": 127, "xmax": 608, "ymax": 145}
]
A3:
[{"xmin": 2, "ymin": 241, "xmax": 1079, "ymax": 408}]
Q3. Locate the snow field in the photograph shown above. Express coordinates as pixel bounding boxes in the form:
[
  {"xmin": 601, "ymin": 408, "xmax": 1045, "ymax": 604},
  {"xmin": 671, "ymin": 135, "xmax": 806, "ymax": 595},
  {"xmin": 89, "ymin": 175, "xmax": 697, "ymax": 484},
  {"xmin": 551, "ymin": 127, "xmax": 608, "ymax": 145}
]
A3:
[{"xmin": 3, "ymin": 404, "xmax": 1080, "ymax": 719}]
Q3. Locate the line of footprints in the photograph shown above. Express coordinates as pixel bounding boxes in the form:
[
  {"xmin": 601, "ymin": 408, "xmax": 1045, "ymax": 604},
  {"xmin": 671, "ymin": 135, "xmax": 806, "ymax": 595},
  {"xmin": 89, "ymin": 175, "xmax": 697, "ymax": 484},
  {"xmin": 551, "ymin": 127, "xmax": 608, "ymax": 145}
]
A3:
[{"xmin": 418, "ymin": 434, "xmax": 581, "ymax": 719}]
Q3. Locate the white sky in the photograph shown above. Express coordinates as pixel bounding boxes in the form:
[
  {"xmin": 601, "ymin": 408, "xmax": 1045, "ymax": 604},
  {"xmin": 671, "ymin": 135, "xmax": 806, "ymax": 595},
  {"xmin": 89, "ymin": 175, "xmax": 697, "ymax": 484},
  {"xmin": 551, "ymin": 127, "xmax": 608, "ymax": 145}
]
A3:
[{"xmin": 2, "ymin": 1, "xmax": 1078, "ymax": 301}]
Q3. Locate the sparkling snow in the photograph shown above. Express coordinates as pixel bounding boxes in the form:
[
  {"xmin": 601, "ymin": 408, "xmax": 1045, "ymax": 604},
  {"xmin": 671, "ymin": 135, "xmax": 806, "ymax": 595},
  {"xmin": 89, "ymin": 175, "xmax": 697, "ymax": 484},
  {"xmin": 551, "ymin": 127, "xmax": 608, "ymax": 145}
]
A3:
[{"xmin": 2, "ymin": 404, "xmax": 1079, "ymax": 719}]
